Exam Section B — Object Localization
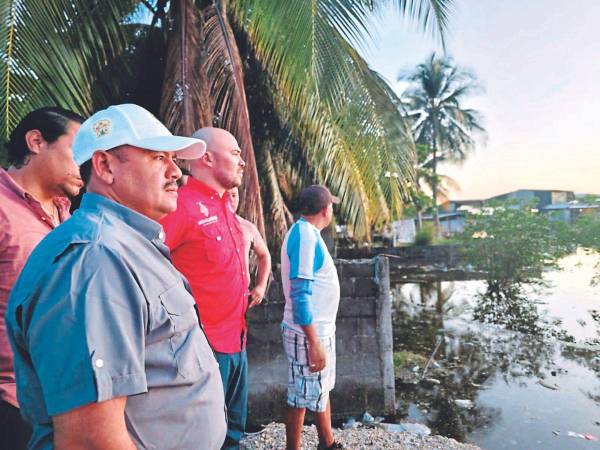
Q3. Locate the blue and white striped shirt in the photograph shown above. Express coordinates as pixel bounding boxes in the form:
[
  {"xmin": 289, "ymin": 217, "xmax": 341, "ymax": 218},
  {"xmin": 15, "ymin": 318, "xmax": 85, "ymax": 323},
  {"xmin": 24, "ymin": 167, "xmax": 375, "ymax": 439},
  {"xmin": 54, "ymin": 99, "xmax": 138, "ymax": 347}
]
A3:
[{"xmin": 281, "ymin": 218, "xmax": 340, "ymax": 337}]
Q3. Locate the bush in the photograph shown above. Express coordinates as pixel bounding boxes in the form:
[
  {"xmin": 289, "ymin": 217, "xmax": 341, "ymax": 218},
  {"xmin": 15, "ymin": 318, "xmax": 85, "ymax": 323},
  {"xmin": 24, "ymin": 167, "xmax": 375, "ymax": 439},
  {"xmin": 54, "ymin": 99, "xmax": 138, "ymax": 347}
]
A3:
[
  {"xmin": 458, "ymin": 201, "xmax": 570, "ymax": 284},
  {"xmin": 414, "ymin": 223, "xmax": 435, "ymax": 246}
]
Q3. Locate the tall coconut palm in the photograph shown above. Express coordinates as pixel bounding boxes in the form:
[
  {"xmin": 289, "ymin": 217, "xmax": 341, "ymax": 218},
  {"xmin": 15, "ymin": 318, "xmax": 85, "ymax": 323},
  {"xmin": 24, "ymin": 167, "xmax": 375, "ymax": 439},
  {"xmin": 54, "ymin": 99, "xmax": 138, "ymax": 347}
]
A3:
[
  {"xmin": 0, "ymin": 0, "xmax": 454, "ymax": 244},
  {"xmin": 410, "ymin": 143, "xmax": 460, "ymax": 227},
  {"xmin": 399, "ymin": 53, "xmax": 485, "ymax": 230}
]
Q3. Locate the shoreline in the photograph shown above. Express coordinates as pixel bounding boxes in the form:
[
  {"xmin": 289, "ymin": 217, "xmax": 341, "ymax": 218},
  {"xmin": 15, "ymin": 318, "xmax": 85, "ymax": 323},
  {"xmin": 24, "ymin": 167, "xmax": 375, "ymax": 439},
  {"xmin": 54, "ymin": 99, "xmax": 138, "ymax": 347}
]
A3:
[{"xmin": 241, "ymin": 422, "xmax": 481, "ymax": 450}]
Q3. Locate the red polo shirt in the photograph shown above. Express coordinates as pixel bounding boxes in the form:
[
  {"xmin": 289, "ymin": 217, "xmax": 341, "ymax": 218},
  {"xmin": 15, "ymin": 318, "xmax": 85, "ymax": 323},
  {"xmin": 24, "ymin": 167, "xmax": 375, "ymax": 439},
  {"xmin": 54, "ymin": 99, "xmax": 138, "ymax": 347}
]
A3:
[
  {"xmin": 160, "ymin": 178, "xmax": 249, "ymax": 353},
  {"xmin": 0, "ymin": 168, "xmax": 70, "ymax": 407}
]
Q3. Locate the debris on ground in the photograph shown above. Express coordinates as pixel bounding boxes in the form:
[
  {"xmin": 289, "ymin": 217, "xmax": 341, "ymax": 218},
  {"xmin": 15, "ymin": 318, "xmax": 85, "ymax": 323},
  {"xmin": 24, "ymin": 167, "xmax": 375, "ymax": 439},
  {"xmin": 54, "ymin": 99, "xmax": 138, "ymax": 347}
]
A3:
[
  {"xmin": 241, "ymin": 422, "xmax": 482, "ymax": 449},
  {"xmin": 380, "ymin": 422, "xmax": 431, "ymax": 436},
  {"xmin": 566, "ymin": 431, "xmax": 598, "ymax": 441},
  {"xmin": 537, "ymin": 379, "xmax": 560, "ymax": 390},
  {"xmin": 454, "ymin": 399, "xmax": 475, "ymax": 409},
  {"xmin": 421, "ymin": 377, "xmax": 441, "ymax": 385}
]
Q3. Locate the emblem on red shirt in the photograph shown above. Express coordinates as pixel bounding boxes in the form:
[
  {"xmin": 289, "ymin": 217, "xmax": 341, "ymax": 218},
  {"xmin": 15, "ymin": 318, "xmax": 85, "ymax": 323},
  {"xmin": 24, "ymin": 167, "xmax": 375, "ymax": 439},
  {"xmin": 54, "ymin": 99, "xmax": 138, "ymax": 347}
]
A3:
[
  {"xmin": 198, "ymin": 216, "xmax": 218, "ymax": 226},
  {"xmin": 198, "ymin": 201, "xmax": 209, "ymax": 217}
]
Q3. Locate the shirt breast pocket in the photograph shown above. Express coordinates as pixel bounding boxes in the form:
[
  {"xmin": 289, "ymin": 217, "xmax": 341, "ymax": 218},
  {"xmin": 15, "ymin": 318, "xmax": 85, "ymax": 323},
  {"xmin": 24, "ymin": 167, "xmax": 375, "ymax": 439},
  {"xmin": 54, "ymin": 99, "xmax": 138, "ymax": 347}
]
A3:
[
  {"xmin": 197, "ymin": 223, "xmax": 232, "ymax": 265},
  {"xmin": 158, "ymin": 284, "xmax": 209, "ymax": 379}
]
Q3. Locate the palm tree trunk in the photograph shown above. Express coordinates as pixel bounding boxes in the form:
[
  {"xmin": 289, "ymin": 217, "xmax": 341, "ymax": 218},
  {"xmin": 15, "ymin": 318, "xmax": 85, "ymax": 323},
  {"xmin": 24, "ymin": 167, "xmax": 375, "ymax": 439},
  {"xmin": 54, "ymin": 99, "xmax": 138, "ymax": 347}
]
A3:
[
  {"xmin": 160, "ymin": 0, "xmax": 265, "ymax": 236},
  {"xmin": 431, "ymin": 112, "xmax": 441, "ymax": 237},
  {"xmin": 431, "ymin": 144, "xmax": 441, "ymax": 234}
]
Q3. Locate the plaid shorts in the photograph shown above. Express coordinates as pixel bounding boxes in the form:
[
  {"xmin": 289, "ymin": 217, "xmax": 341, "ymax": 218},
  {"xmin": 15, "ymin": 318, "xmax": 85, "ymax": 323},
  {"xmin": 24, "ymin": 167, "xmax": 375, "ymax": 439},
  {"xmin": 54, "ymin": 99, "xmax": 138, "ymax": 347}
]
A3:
[{"xmin": 282, "ymin": 325, "xmax": 336, "ymax": 412}]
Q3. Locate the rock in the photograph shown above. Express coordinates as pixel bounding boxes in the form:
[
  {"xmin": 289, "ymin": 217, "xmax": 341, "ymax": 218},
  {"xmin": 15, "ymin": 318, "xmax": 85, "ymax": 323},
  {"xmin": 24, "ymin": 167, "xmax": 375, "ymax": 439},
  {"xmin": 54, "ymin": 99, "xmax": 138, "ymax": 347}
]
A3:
[{"xmin": 241, "ymin": 422, "xmax": 482, "ymax": 449}]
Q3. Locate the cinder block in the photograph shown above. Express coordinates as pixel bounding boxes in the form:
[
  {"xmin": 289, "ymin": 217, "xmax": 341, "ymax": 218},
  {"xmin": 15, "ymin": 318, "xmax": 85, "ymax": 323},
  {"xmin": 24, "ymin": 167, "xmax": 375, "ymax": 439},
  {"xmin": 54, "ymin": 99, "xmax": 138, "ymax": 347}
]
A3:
[
  {"xmin": 337, "ymin": 298, "xmax": 375, "ymax": 318},
  {"xmin": 340, "ymin": 260, "xmax": 375, "ymax": 278},
  {"xmin": 339, "ymin": 278, "xmax": 354, "ymax": 297},
  {"xmin": 248, "ymin": 383, "xmax": 287, "ymax": 425},
  {"xmin": 354, "ymin": 278, "xmax": 377, "ymax": 297},
  {"xmin": 356, "ymin": 336, "xmax": 379, "ymax": 354}
]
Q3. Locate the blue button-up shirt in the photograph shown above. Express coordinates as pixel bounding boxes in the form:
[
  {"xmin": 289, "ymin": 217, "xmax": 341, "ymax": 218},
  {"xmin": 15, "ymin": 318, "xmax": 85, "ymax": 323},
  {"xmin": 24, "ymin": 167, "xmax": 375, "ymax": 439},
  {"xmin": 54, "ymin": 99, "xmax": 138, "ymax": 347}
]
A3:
[{"xmin": 7, "ymin": 193, "xmax": 226, "ymax": 450}]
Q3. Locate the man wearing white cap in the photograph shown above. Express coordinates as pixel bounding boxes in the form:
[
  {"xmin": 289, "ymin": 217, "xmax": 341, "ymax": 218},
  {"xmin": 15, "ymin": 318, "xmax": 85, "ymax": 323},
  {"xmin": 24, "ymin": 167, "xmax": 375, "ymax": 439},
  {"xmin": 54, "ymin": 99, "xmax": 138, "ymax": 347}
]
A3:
[{"xmin": 6, "ymin": 104, "xmax": 226, "ymax": 450}]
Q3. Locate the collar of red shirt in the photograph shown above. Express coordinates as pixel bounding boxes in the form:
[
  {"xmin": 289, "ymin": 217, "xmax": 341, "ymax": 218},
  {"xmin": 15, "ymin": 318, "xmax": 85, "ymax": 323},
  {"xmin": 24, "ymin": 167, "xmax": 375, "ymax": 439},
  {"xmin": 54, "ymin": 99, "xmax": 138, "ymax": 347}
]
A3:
[{"xmin": 184, "ymin": 177, "xmax": 231, "ymax": 202}]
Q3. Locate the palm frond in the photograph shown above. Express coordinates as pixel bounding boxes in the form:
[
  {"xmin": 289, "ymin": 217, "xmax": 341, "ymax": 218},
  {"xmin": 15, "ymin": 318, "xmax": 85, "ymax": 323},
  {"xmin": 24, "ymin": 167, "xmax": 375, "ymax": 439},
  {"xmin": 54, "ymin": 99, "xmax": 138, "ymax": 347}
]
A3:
[
  {"xmin": 390, "ymin": 0, "xmax": 453, "ymax": 48},
  {"xmin": 399, "ymin": 52, "xmax": 485, "ymax": 219},
  {"xmin": 0, "ymin": 0, "xmax": 135, "ymax": 152},
  {"xmin": 230, "ymin": 0, "xmax": 439, "ymax": 240}
]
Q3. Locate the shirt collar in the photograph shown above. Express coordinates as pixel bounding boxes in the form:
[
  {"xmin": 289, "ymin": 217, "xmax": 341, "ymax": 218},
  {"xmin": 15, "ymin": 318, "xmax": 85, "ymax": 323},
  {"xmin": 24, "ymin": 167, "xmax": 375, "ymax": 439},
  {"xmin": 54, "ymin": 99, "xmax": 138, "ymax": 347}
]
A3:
[
  {"xmin": 0, "ymin": 168, "xmax": 27, "ymax": 199},
  {"xmin": 0, "ymin": 167, "xmax": 71, "ymax": 213},
  {"xmin": 298, "ymin": 217, "xmax": 319, "ymax": 232},
  {"xmin": 80, "ymin": 193, "xmax": 163, "ymax": 241},
  {"xmin": 185, "ymin": 177, "xmax": 228, "ymax": 201}
]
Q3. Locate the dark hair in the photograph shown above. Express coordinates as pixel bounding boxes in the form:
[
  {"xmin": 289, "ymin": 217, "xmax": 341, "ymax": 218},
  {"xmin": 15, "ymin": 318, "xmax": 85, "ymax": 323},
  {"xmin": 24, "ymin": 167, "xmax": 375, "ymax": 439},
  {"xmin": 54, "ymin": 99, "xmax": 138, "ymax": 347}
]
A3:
[
  {"xmin": 79, "ymin": 160, "xmax": 93, "ymax": 185},
  {"xmin": 6, "ymin": 107, "xmax": 84, "ymax": 168}
]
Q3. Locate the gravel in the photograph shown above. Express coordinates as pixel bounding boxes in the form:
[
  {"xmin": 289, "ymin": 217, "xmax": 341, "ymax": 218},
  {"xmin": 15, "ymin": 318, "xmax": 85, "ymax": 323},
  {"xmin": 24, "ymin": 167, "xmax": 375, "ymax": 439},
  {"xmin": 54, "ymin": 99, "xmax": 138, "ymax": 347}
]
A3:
[{"xmin": 241, "ymin": 423, "xmax": 482, "ymax": 450}]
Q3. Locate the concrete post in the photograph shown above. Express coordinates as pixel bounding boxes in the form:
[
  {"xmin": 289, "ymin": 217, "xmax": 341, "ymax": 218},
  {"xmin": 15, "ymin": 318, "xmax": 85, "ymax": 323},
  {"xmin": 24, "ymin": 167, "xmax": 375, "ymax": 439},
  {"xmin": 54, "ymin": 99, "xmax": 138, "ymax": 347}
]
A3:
[{"xmin": 375, "ymin": 255, "xmax": 396, "ymax": 414}]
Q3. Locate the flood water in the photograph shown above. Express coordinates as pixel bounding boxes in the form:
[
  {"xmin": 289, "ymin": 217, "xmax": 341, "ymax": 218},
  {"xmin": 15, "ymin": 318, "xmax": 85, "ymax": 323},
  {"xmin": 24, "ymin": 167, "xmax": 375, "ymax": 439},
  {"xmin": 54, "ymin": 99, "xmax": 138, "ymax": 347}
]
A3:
[{"xmin": 392, "ymin": 249, "xmax": 600, "ymax": 449}]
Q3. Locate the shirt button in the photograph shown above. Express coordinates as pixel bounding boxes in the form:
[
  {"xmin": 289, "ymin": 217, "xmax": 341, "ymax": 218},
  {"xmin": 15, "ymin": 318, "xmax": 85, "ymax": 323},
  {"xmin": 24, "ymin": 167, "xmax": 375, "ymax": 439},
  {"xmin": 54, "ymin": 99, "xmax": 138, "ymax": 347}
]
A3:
[
  {"xmin": 216, "ymin": 236, "xmax": 222, "ymax": 241},
  {"xmin": 237, "ymin": 248, "xmax": 240, "ymax": 252},
  {"xmin": 158, "ymin": 231, "xmax": 165, "ymax": 241},
  {"xmin": 95, "ymin": 359, "xmax": 104, "ymax": 368}
]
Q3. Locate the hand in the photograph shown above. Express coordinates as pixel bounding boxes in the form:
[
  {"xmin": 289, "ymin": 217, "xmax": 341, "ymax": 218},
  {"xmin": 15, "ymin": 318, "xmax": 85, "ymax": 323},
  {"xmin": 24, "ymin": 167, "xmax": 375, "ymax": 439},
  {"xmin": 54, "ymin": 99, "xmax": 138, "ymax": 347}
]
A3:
[
  {"xmin": 248, "ymin": 285, "xmax": 266, "ymax": 309},
  {"xmin": 307, "ymin": 340, "xmax": 327, "ymax": 373}
]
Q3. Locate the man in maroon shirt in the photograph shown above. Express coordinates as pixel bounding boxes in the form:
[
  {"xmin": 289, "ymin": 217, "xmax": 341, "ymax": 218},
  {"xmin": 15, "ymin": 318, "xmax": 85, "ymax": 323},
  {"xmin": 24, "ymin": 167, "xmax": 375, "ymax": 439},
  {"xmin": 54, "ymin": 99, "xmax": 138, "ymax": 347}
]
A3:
[
  {"xmin": 0, "ymin": 107, "xmax": 84, "ymax": 449},
  {"xmin": 160, "ymin": 127, "xmax": 252, "ymax": 449}
]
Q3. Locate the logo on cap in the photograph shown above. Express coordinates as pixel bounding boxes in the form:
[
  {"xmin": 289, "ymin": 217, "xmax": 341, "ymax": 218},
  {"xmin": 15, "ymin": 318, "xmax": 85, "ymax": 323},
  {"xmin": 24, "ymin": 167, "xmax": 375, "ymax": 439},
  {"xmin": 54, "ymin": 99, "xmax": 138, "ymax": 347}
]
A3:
[{"xmin": 92, "ymin": 119, "xmax": 112, "ymax": 138}]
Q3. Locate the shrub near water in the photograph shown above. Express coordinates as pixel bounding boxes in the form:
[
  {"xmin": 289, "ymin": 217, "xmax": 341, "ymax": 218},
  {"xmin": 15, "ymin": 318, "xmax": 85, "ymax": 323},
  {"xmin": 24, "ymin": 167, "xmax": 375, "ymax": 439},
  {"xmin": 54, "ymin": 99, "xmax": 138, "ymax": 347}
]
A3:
[
  {"xmin": 459, "ymin": 201, "xmax": 570, "ymax": 283},
  {"xmin": 458, "ymin": 201, "xmax": 574, "ymax": 337},
  {"xmin": 414, "ymin": 223, "xmax": 436, "ymax": 246}
]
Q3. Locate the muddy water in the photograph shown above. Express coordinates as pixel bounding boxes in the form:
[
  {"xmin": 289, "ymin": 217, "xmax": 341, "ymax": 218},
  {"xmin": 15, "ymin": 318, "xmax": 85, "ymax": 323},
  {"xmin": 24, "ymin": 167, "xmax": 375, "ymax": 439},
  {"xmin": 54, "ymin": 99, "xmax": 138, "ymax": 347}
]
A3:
[{"xmin": 393, "ymin": 249, "xmax": 600, "ymax": 449}]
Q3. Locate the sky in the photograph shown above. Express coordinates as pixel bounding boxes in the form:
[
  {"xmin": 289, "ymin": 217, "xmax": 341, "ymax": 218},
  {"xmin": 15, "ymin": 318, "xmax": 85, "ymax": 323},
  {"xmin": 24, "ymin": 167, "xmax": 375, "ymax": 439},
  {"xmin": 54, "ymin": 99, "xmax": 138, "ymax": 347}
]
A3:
[{"xmin": 359, "ymin": 0, "xmax": 600, "ymax": 200}]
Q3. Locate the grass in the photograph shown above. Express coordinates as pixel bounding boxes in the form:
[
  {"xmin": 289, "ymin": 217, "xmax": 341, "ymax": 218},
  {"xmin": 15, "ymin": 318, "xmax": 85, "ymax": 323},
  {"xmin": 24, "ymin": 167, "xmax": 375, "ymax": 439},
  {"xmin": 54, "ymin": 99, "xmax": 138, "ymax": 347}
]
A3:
[{"xmin": 393, "ymin": 350, "xmax": 428, "ymax": 378}]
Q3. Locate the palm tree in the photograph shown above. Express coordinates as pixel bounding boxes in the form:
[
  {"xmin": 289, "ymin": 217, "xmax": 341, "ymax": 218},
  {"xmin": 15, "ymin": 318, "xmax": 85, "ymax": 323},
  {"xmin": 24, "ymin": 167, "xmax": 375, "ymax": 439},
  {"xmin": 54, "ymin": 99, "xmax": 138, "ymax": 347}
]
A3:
[
  {"xmin": 410, "ymin": 143, "xmax": 460, "ymax": 228},
  {"xmin": 0, "ymin": 0, "xmax": 453, "ymax": 245},
  {"xmin": 399, "ymin": 53, "xmax": 485, "ymax": 230}
]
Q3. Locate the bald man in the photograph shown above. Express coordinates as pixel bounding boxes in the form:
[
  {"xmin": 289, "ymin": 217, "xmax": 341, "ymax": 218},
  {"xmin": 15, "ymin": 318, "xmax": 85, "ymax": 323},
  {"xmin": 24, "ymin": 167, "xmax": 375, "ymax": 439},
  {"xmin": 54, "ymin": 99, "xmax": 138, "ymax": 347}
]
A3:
[{"xmin": 160, "ymin": 128, "xmax": 253, "ymax": 450}]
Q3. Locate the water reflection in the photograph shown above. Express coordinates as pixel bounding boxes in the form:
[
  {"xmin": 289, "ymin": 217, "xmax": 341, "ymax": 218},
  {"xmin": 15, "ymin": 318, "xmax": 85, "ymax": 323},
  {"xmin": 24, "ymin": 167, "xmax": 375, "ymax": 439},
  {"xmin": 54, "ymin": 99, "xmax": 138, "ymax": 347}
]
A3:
[
  {"xmin": 392, "ymin": 252, "xmax": 600, "ymax": 449},
  {"xmin": 393, "ymin": 303, "xmax": 560, "ymax": 441}
]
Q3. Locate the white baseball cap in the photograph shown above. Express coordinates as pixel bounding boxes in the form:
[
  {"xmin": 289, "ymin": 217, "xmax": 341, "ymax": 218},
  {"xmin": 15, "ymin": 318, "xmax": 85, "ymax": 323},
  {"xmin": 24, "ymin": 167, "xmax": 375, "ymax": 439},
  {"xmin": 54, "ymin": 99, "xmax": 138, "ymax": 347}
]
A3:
[{"xmin": 72, "ymin": 103, "xmax": 206, "ymax": 165}]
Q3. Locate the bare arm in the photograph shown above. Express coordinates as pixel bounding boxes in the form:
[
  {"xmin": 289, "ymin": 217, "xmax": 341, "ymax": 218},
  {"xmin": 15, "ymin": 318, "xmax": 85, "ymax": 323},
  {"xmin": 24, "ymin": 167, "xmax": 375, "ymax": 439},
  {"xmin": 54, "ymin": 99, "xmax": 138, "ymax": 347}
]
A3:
[
  {"xmin": 248, "ymin": 225, "xmax": 272, "ymax": 309},
  {"xmin": 53, "ymin": 397, "xmax": 136, "ymax": 450},
  {"xmin": 301, "ymin": 324, "xmax": 327, "ymax": 372}
]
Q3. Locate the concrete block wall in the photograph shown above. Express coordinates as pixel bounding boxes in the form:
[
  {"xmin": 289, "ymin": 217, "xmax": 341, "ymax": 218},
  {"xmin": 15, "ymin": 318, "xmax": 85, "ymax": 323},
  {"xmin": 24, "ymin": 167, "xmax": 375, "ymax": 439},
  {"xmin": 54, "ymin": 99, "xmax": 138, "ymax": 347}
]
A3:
[
  {"xmin": 246, "ymin": 256, "xmax": 394, "ymax": 424},
  {"xmin": 336, "ymin": 244, "xmax": 465, "ymax": 267}
]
